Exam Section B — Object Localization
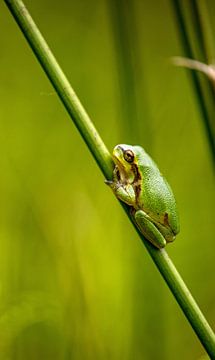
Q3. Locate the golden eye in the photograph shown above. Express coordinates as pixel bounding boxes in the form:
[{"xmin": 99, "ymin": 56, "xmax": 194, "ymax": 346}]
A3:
[{"xmin": 124, "ymin": 149, "xmax": 134, "ymax": 163}]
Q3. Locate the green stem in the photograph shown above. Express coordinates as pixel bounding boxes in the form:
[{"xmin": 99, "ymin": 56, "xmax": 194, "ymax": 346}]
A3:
[
  {"xmin": 171, "ymin": 0, "xmax": 215, "ymax": 163},
  {"xmin": 4, "ymin": 0, "xmax": 215, "ymax": 357},
  {"xmin": 195, "ymin": 0, "xmax": 215, "ymax": 64},
  {"xmin": 108, "ymin": 0, "xmax": 138, "ymax": 142}
]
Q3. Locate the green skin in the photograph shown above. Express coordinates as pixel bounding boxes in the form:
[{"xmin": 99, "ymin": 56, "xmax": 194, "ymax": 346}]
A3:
[{"xmin": 107, "ymin": 144, "xmax": 180, "ymax": 249}]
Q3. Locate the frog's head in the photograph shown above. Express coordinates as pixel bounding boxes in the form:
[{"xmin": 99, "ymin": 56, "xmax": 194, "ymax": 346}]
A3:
[{"xmin": 113, "ymin": 144, "xmax": 140, "ymax": 184}]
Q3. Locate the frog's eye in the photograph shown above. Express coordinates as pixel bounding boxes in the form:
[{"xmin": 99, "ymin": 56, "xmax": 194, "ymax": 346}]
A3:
[{"xmin": 124, "ymin": 149, "xmax": 134, "ymax": 163}]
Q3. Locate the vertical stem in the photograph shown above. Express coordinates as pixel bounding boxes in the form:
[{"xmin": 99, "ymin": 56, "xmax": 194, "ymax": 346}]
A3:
[
  {"xmin": 172, "ymin": 0, "xmax": 215, "ymax": 162},
  {"xmin": 108, "ymin": 0, "xmax": 139, "ymax": 142}
]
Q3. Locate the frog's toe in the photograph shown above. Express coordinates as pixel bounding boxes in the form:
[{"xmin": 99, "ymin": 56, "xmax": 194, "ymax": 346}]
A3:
[{"xmin": 105, "ymin": 179, "xmax": 113, "ymax": 185}]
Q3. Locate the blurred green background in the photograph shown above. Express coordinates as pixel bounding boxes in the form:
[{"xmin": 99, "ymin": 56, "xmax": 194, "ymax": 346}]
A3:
[{"xmin": 0, "ymin": 0, "xmax": 214, "ymax": 359}]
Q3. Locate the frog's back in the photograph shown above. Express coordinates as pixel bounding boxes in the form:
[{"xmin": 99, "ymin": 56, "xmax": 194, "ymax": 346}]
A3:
[{"xmin": 134, "ymin": 146, "xmax": 180, "ymax": 235}]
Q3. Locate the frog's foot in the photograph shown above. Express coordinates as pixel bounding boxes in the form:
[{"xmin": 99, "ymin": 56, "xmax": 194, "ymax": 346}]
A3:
[
  {"xmin": 105, "ymin": 179, "xmax": 136, "ymax": 207},
  {"xmin": 135, "ymin": 210, "xmax": 166, "ymax": 249},
  {"xmin": 155, "ymin": 221, "xmax": 176, "ymax": 243},
  {"xmin": 105, "ymin": 179, "xmax": 113, "ymax": 186}
]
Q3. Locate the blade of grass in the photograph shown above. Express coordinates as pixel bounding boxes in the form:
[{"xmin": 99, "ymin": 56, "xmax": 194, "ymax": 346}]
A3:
[
  {"xmin": 108, "ymin": 0, "xmax": 152, "ymax": 149},
  {"xmin": 171, "ymin": 0, "xmax": 215, "ymax": 163},
  {"xmin": 108, "ymin": 0, "xmax": 138, "ymax": 142},
  {"xmin": 188, "ymin": 1, "xmax": 215, "ymax": 121},
  {"xmin": 195, "ymin": 0, "xmax": 215, "ymax": 64},
  {"xmin": 3, "ymin": 0, "xmax": 215, "ymax": 357}
]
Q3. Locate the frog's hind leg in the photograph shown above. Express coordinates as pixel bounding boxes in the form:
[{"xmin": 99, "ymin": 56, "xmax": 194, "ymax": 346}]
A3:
[{"xmin": 134, "ymin": 210, "xmax": 166, "ymax": 249}]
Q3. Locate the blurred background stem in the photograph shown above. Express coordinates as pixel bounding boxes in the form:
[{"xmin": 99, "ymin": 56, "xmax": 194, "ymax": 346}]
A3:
[
  {"xmin": 108, "ymin": 0, "xmax": 138, "ymax": 142},
  {"xmin": 171, "ymin": 0, "xmax": 215, "ymax": 163},
  {"xmin": 107, "ymin": 0, "xmax": 151, "ymax": 145},
  {"xmin": 3, "ymin": 0, "xmax": 215, "ymax": 358}
]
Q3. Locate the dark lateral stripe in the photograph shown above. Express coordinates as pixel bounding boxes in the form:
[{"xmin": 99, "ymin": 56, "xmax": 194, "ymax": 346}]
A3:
[{"xmin": 131, "ymin": 163, "xmax": 142, "ymax": 200}]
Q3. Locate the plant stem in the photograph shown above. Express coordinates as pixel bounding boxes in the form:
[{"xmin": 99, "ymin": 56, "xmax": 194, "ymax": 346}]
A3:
[
  {"xmin": 108, "ymin": 0, "xmax": 138, "ymax": 142},
  {"xmin": 4, "ymin": 0, "xmax": 215, "ymax": 357},
  {"xmin": 171, "ymin": 0, "xmax": 215, "ymax": 163}
]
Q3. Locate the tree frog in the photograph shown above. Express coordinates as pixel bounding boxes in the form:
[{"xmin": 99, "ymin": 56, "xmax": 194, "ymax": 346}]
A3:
[{"xmin": 106, "ymin": 144, "xmax": 180, "ymax": 249}]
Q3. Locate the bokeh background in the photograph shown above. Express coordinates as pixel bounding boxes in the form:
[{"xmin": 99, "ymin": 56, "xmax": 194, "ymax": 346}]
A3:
[{"xmin": 0, "ymin": 0, "xmax": 214, "ymax": 359}]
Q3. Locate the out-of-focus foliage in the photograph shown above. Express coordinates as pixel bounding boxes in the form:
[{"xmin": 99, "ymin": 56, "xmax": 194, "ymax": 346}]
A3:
[{"xmin": 0, "ymin": 0, "xmax": 214, "ymax": 359}]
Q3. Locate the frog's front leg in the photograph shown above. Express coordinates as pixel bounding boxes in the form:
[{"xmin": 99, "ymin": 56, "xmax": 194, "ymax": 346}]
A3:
[
  {"xmin": 106, "ymin": 181, "xmax": 136, "ymax": 207},
  {"xmin": 134, "ymin": 210, "xmax": 166, "ymax": 249}
]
